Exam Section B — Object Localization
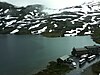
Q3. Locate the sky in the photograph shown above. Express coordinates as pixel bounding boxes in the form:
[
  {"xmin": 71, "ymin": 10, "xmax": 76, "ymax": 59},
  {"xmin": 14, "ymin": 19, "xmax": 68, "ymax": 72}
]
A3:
[{"xmin": 0, "ymin": 0, "xmax": 99, "ymax": 9}]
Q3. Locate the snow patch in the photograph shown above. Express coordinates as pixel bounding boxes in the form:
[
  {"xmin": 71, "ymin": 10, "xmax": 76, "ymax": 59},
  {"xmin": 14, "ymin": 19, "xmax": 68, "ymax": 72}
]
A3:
[
  {"xmin": 49, "ymin": 29, "xmax": 53, "ymax": 32},
  {"xmin": 41, "ymin": 20, "xmax": 47, "ymax": 23},
  {"xmin": 29, "ymin": 23, "xmax": 41, "ymax": 30},
  {"xmin": 5, "ymin": 20, "xmax": 16, "ymax": 27},
  {"xmin": 53, "ymin": 19, "xmax": 66, "ymax": 21},
  {"xmin": 37, "ymin": 26, "xmax": 47, "ymax": 34},
  {"xmin": 10, "ymin": 29, "xmax": 19, "ymax": 34},
  {"xmin": 84, "ymin": 30, "xmax": 92, "ymax": 34},
  {"xmin": 54, "ymin": 24, "xmax": 58, "ymax": 27},
  {"xmin": 0, "ymin": 9, "xmax": 3, "ymax": 12},
  {"xmin": 5, "ymin": 15, "xmax": 10, "ymax": 19},
  {"xmin": 34, "ymin": 10, "xmax": 37, "ymax": 13},
  {"xmin": 4, "ymin": 9, "xmax": 9, "ymax": 13},
  {"xmin": 24, "ymin": 14, "xmax": 33, "ymax": 18},
  {"xmin": 0, "ymin": 23, "xmax": 2, "ymax": 26}
]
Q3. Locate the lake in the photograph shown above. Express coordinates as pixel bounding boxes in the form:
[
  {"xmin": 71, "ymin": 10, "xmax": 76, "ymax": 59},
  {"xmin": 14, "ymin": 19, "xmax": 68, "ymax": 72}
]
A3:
[{"xmin": 0, "ymin": 35, "xmax": 97, "ymax": 75}]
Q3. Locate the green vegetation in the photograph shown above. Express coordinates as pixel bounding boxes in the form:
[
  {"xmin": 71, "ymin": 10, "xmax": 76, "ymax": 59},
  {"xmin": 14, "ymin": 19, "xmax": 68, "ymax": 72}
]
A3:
[
  {"xmin": 33, "ymin": 61, "xmax": 72, "ymax": 75},
  {"xmin": 92, "ymin": 61, "xmax": 100, "ymax": 74},
  {"xmin": 41, "ymin": 32, "xmax": 64, "ymax": 37},
  {"xmin": 91, "ymin": 28, "xmax": 100, "ymax": 44},
  {"xmin": 0, "ymin": 27, "xmax": 15, "ymax": 34},
  {"xmin": 15, "ymin": 28, "xmax": 31, "ymax": 35}
]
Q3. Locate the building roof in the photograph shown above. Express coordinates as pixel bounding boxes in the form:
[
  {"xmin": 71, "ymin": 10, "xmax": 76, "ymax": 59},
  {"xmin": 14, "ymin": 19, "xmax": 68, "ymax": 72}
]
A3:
[
  {"xmin": 74, "ymin": 48, "xmax": 88, "ymax": 51},
  {"xmin": 59, "ymin": 55, "xmax": 69, "ymax": 61},
  {"xmin": 85, "ymin": 45, "xmax": 100, "ymax": 49}
]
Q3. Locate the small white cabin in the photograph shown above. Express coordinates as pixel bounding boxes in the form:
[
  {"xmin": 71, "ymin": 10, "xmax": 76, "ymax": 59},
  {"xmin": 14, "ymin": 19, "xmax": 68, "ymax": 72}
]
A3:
[{"xmin": 57, "ymin": 55, "xmax": 69, "ymax": 63}]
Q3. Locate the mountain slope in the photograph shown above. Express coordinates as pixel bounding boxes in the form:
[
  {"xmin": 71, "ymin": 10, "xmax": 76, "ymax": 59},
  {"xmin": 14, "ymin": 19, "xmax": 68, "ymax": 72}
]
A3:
[{"xmin": 0, "ymin": 1, "xmax": 100, "ymax": 37}]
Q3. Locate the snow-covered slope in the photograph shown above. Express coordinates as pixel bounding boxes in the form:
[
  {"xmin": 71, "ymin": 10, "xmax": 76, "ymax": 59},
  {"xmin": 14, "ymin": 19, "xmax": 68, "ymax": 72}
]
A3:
[{"xmin": 0, "ymin": 1, "xmax": 100, "ymax": 36}]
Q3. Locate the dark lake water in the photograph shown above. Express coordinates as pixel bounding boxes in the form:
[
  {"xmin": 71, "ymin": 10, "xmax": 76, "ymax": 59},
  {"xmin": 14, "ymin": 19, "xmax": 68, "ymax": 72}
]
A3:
[{"xmin": 0, "ymin": 35, "xmax": 97, "ymax": 75}]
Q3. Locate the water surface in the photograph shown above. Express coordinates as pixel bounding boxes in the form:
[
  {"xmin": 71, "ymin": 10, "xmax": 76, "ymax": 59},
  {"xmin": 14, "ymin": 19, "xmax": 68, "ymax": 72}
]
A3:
[{"xmin": 0, "ymin": 35, "xmax": 97, "ymax": 75}]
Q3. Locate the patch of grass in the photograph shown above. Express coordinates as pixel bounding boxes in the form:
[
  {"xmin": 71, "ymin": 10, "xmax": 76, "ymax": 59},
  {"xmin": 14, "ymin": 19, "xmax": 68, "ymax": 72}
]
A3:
[
  {"xmin": 41, "ymin": 32, "xmax": 64, "ymax": 37},
  {"xmin": 15, "ymin": 28, "xmax": 31, "ymax": 35},
  {"xmin": 0, "ymin": 27, "xmax": 15, "ymax": 34},
  {"xmin": 33, "ymin": 61, "xmax": 72, "ymax": 75},
  {"xmin": 91, "ymin": 28, "xmax": 100, "ymax": 44},
  {"xmin": 92, "ymin": 61, "xmax": 100, "ymax": 74}
]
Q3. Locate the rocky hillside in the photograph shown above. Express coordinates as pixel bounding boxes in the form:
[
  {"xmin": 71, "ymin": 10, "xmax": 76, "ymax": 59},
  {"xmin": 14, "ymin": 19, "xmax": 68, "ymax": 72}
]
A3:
[{"xmin": 0, "ymin": 1, "xmax": 100, "ymax": 37}]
